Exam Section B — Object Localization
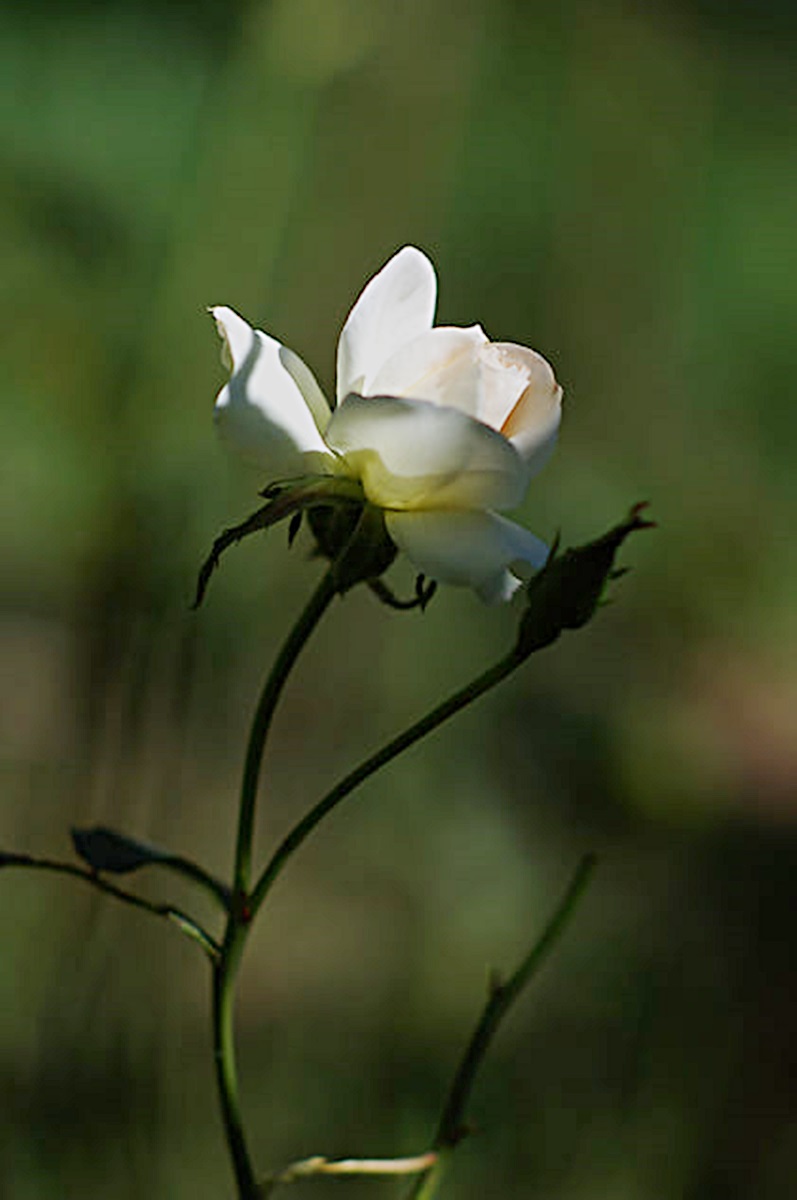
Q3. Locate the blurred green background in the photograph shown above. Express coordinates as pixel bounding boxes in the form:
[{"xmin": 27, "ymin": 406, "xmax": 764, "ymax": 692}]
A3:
[{"xmin": 2, "ymin": 0, "xmax": 797, "ymax": 1196}]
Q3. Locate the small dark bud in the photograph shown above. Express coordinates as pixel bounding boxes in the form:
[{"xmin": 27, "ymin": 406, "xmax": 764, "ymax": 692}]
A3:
[
  {"xmin": 307, "ymin": 502, "xmax": 362, "ymax": 562},
  {"xmin": 72, "ymin": 826, "xmax": 166, "ymax": 874},
  {"xmin": 516, "ymin": 504, "xmax": 654, "ymax": 658}
]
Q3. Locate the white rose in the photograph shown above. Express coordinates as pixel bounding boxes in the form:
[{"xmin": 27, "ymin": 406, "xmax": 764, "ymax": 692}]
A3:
[{"xmin": 212, "ymin": 247, "xmax": 562, "ymax": 602}]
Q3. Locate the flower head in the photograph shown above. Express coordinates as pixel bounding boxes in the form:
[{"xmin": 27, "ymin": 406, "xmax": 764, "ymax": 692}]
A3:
[{"xmin": 212, "ymin": 247, "xmax": 562, "ymax": 602}]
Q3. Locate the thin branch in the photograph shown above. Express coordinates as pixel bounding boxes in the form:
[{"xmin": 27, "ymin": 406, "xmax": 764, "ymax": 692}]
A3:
[
  {"xmin": 251, "ymin": 650, "xmax": 523, "ymax": 916},
  {"xmin": 0, "ymin": 853, "xmax": 220, "ymax": 960},
  {"xmin": 406, "ymin": 854, "xmax": 597, "ymax": 1200},
  {"xmin": 142, "ymin": 851, "xmax": 231, "ymax": 910},
  {"xmin": 434, "ymin": 853, "xmax": 597, "ymax": 1150}
]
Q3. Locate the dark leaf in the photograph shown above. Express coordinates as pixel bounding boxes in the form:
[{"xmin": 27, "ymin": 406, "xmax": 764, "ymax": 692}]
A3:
[
  {"xmin": 71, "ymin": 826, "xmax": 232, "ymax": 907},
  {"xmin": 72, "ymin": 826, "xmax": 167, "ymax": 873}
]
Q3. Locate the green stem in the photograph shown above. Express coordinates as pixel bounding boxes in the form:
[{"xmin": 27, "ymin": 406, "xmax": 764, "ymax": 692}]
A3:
[
  {"xmin": 409, "ymin": 1156, "xmax": 447, "ymax": 1200},
  {"xmin": 233, "ymin": 568, "xmax": 337, "ymax": 897},
  {"xmin": 251, "ymin": 648, "xmax": 524, "ymax": 916},
  {"xmin": 213, "ymin": 926, "xmax": 259, "ymax": 1200},
  {"xmin": 213, "ymin": 566, "xmax": 337, "ymax": 1198}
]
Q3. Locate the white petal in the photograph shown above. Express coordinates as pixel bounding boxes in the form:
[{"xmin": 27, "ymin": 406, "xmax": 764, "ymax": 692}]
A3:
[
  {"xmin": 336, "ymin": 247, "xmax": 437, "ymax": 402},
  {"xmin": 475, "ymin": 571, "xmax": 524, "ymax": 605},
  {"xmin": 385, "ymin": 509, "xmax": 549, "ymax": 602},
  {"xmin": 486, "ymin": 343, "xmax": 563, "ymax": 477},
  {"xmin": 325, "ymin": 394, "xmax": 527, "ymax": 511},
  {"xmin": 368, "ymin": 325, "xmax": 488, "ymax": 416},
  {"xmin": 278, "ymin": 344, "xmax": 332, "ymax": 434},
  {"xmin": 213, "ymin": 303, "xmax": 251, "ymax": 370},
  {"xmin": 368, "ymin": 332, "xmax": 562, "ymax": 472},
  {"xmin": 212, "ymin": 306, "xmax": 331, "ymax": 476}
]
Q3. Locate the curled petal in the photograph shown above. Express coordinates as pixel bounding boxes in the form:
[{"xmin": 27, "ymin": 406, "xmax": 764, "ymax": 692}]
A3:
[
  {"xmin": 336, "ymin": 247, "xmax": 437, "ymax": 402},
  {"xmin": 486, "ymin": 343, "xmax": 563, "ymax": 476},
  {"xmin": 326, "ymin": 394, "xmax": 527, "ymax": 511},
  {"xmin": 385, "ymin": 509, "xmax": 549, "ymax": 603},
  {"xmin": 372, "ymin": 332, "xmax": 563, "ymax": 479},
  {"xmin": 212, "ymin": 307, "xmax": 331, "ymax": 476}
]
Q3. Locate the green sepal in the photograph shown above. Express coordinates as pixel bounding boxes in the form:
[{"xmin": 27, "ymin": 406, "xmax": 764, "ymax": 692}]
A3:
[
  {"xmin": 310, "ymin": 502, "xmax": 398, "ymax": 593},
  {"xmin": 193, "ymin": 474, "xmax": 365, "ymax": 607}
]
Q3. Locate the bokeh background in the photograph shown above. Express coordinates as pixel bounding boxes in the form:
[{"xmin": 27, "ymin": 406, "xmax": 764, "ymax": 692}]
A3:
[{"xmin": 2, "ymin": 1, "xmax": 797, "ymax": 1196}]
